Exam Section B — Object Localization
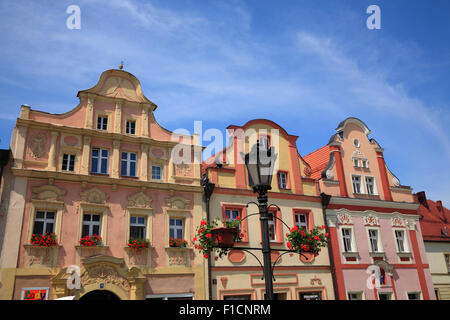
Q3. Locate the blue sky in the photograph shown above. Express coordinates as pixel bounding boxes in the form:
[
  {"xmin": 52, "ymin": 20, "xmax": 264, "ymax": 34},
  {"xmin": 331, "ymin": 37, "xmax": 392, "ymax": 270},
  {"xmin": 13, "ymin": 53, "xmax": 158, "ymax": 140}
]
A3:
[{"xmin": 0, "ymin": 0, "xmax": 449, "ymax": 203}]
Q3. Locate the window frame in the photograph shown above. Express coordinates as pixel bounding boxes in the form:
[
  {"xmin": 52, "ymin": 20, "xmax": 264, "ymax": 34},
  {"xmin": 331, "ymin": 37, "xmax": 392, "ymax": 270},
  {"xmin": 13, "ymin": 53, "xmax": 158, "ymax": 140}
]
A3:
[
  {"xmin": 169, "ymin": 217, "xmax": 185, "ymax": 241},
  {"xmin": 61, "ymin": 153, "xmax": 76, "ymax": 172},
  {"xmin": 364, "ymin": 176, "xmax": 377, "ymax": 195},
  {"xmin": 97, "ymin": 115, "xmax": 108, "ymax": 131},
  {"xmin": 91, "ymin": 147, "xmax": 109, "ymax": 175},
  {"xmin": 129, "ymin": 215, "xmax": 147, "ymax": 240},
  {"xmin": 222, "ymin": 204, "xmax": 248, "ymax": 243},
  {"xmin": 351, "ymin": 174, "xmax": 363, "ymax": 194},
  {"xmin": 121, "ymin": 151, "xmax": 138, "ymax": 177},
  {"xmin": 277, "ymin": 171, "xmax": 289, "ymax": 190},
  {"xmin": 394, "ymin": 229, "xmax": 409, "ymax": 253},
  {"xmin": 81, "ymin": 213, "xmax": 102, "ymax": 238},
  {"xmin": 151, "ymin": 165, "xmax": 162, "ymax": 180},
  {"xmin": 125, "ymin": 120, "xmax": 136, "ymax": 135},
  {"xmin": 32, "ymin": 210, "xmax": 56, "ymax": 235}
]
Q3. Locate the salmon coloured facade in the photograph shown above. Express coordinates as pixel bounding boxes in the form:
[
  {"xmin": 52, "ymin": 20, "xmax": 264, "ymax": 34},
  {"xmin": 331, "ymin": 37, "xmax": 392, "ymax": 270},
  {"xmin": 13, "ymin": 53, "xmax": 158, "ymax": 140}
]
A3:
[
  {"xmin": 0, "ymin": 68, "xmax": 206, "ymax": 300},
  {"xmin": 305, "ymin": 118, "xmax": 436, "ymax": 300}
]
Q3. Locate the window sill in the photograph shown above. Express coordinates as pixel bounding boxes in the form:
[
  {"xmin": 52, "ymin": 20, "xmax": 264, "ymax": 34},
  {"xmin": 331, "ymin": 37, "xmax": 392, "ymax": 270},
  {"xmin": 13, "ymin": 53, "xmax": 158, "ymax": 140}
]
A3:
[
  {"xmin": 90, "ymin": 172, "xmax": 109, "ymax": 176},
  {"xmin": 343, "ymin": 251, "xmax": 360, "ymax": 262},
  {"xmin": 121, "ymin": 175, "xmax": 139, "ymax": 179}
]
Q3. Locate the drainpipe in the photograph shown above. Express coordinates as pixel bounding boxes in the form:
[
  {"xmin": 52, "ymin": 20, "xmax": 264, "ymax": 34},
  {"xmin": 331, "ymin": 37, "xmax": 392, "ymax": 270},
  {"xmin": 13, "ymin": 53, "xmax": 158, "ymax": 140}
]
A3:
[
  {"xmin": 320, "ymin": 192, "xmax": 339, "ymax": 300},
  {"xmin": 201, "ymin": 171, "xmax": 215, "ymax": 300}
]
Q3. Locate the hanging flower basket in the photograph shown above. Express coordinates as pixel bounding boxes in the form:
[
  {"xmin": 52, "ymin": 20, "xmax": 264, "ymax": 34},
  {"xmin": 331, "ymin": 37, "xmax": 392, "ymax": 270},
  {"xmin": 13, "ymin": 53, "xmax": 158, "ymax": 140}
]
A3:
[
  {"xmin": 211, "ymin": 227, "xmax": 236, "ymax": 248},
  {"xmin": 286, "ymin": 225, "xmax": 329, "ymax": 256},
  {"xmin": 193, "ymin": 217, "xmax": 242, "ymax": 259}
]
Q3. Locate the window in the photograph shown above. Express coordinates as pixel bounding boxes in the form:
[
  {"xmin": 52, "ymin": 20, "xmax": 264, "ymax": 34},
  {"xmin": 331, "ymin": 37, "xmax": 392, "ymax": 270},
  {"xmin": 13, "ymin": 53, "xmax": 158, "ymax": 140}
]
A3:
[
  {"xmin": 146, "ymin": 293, "xmax": 194, "ymax": 300},
  {"xmin": 380, "ymin": 267, "xmax": 386, "ymax": 285},
  {"xmin": 353, "ymin": 159, "xmax": 360, "ymax": 167},
  {"xmin": 91, "ymin": 148, "xmax": 109, "ymax": 174},
  {"xmin": 169, "ymin": 218, "xmax": 184, "ymax": 240},
  {"xmin": 33, "ymin": 211, "xmax": 55, "ymax": 235},
  {"xmin": 268, "ymin": 212, "xmax": 276, "ymax": 242},
  {"xmin": 121, "ymin": 152, "xmax": 137, "ymax": 177},
  {"xmin": 295, "ymin": 213, "xmax": 308, "ymax": 231},
  {"xmin": 225, "ymin": 209, "xmax": 240, "ymax": 221},
  {"xmin": 408, "ymin": 292, "xmax": 420, "ymax": 300},
  {"xmin": 62, "ymin": 154, "xmax": 75, "ymax": 171},
  {"xmin": 353, "ymin": 139, "xmax": 360, "ymax": 147},
  {"xmin": 299, "ymin": 292, "xmax": 322, "ymax": 300},
  {"xmin": 126, "ymin": 120, "xmax": 136, "ymax": 134},
  {"xmin": 223, "ymin": 295, "xmax": 251, "ymax": 300},
  {"xmin": 352, "ymin": 175, "xmax": 362, "ymax": 193},
  {"xmin": 378, "ymin": 292, "xmax": 392, "ymax": 300},
  {"xmin": 347, "ymin": 292, "xmax": 363, "ymax": 300},
  {"xmin": 444, "ymin": 253, "xmax": 450, "ymax": 272},
  {"xmin": 97, "ymin": 116, "xmax": 108, "ymax": 130},
  {"xmin": 82, "ymin": 214, "xmax": 101, "ymax": 237},
  {"xmin": 395, "ymin": 230, "xmax": 405, "ymax": 252},
  {"xmin": 277, "ymin": 172, "xmax": 288, "ymax": 189},
  {"xmin": 130, "ymin": 216, "xmax": 146, "ymax": 239},
  {"xmin": 152, "ymin": 166, "xmax": 162, "ymax": 180},
  {"xmin": 361, "ymin": 159, "xmax": 368, "ymax": 168},
  {"xmin": 365, "ymin": 177, "xmax": 375, "ymax": 195},
  {"xmin": 368, "ymin": 229, "xmax": 379, "ymax": 252},
  {"xmin": 342, "ymin": 228, "xmax": 352, "ymax": 252}
]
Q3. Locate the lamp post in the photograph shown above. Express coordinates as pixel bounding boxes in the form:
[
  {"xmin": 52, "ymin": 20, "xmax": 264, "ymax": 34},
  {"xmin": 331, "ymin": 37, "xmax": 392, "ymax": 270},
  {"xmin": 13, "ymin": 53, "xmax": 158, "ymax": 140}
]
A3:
[{"xmin": 242, "ymin": 140, "xmax": 278, "ymax": 300}]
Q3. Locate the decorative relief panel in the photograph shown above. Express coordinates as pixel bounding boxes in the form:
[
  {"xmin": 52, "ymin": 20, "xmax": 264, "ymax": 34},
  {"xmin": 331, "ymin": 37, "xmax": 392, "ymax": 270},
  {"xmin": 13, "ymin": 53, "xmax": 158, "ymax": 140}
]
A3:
[
  {"xmin": 127, "ymin": 191, "xmax": 152, "ymax": 209},
  {"xmin": 337, "ymin": 211, "xmax": 353, "ymax": 225},
  {"xmin": 32, "ymin": 184, "xmax": 66, "ymax": 202},
  {"xmin": 165, "ymin": 196, "xmax": 190, "ymax": 210},
  {"xmin": 28, "ymin": 133, "xmax": 47, "ymax": 159},
  {"xmin": 364, "ymin": 214, "xmax": 379, "ymax": 226},
  {"xmin": 391, "ymin": 217, "xmax": 407, "ymax": 228},
  {"xmin": 80, "ymin": 187, "xmax": 109, "ymax": 204}
]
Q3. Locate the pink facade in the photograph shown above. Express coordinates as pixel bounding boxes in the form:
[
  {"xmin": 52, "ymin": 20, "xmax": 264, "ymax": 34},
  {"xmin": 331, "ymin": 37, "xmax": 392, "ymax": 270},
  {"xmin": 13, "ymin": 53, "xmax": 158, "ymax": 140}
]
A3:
[{"xmin": 306, "ymin": 118, "xmax": 435, "ymax": 300}]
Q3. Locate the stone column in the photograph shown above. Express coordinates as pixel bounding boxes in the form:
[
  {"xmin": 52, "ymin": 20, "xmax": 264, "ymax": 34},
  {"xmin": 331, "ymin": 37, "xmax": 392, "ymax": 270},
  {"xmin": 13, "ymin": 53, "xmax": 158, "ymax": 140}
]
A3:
[
  {"xmin": 85, "ymin": 95, "xmax": 95, "ymax": 129},
  {"xmin": 47, "ymin": 131, "xmax": 59, "ymax": 171},
  {"xmin": 141, "ymin": 105, "xmax": 149, "ymax": 137},
  {"xmin": 114, "ymin": 100, "xmax": 122, "ymax": 134},
  {"xmin": 140, "ymin": 144, "xmax": 149, "ymax": 181},
  {"xmin": 112, "ymin": 139, "xmax": 121, "ymax": 178},
  {"xmin": 81, "ymin": 136, "xmax": 91, "ymax": 175}
]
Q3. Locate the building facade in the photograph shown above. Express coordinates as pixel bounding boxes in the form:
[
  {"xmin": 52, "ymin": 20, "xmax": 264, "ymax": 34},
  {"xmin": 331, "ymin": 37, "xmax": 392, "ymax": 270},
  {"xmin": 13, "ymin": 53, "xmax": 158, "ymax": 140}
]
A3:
[
  {"xmin": 202, "ymin": 119, "xmax": 335, "ymax": 300},
  {"xmin": 0, "ymin": 68, "xmax": 206, "ymax": 300},
  {"xmin": 416, "ymin": 191, "xmax": 450, "ymax": 299},
  {"xmin": 304, "ymin": 117, "xmax": 435, "ymax": 300}
]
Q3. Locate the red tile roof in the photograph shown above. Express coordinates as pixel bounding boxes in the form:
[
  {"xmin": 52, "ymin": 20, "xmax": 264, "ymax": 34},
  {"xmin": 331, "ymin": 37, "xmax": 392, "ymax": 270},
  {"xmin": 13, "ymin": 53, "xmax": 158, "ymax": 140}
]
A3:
[
  {"xmin": 303, "ymin": 145, "xmax": 330, "ymax": 180},
  {"xmin": 417, "ymin": 197, "xmax": 450, "ymax": 242}
]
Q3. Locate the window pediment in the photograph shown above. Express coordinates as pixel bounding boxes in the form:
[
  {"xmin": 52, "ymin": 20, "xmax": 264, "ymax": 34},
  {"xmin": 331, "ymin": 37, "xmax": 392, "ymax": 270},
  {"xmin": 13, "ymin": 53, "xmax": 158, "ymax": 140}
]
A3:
[
  {"xmin": 165, "ymin": 196, "xmax": 190, "ymax": 210},
  {"xmin": 127, "ymin": 191, "xmax": 152, "ymax": 209},
  {"xmin": 80, "ymin": 187, "xmax": 109, "ymax": 204},
  {"xmin": 32, "ymin": 184, "xmax": 67, "ymax": 202}
]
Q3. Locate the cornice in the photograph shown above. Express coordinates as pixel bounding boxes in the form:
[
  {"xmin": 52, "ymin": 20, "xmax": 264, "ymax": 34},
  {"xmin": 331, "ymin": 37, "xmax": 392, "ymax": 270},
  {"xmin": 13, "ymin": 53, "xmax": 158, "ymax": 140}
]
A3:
[{"xmin": 11, "ymin": 168, "xmax": 203, "ymax": 193}]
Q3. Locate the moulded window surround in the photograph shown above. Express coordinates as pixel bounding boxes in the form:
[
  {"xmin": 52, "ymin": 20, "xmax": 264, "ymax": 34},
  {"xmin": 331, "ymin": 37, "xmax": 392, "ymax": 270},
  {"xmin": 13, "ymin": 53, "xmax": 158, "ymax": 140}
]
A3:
[
  {"xmin": 146, "ymin": 293, "xmax": 194, "ymax": 300},
  {"xmin": 91, "ymin": 148, "xmax": 109, "ymax": 175},
  {"xmin": 121, "ymin": 151, "xmax": 138, "ymax": 177},
  {"xmin": 169, "ymin": 218, "xmax": 184, "ymax": 240},
  {"xmin": 126, "ymin": 120, "xmax": 136, "ymax": 135},
  {"xmin": 339, "ymin": 225, "xmax": 359, "ymax": 263},
  {"xmin": 165, "ymin": 207, "xmax": 192, "ymax": 247},
  {"xmin": 222, "ymin": 205, "xmax": 248, "ymax": 243},
  {"xmin": 393, "ymin": 228, "xmax": 410, "ymax": 253},
  {"xmin": 347, "ymin": 291, "xmax": 364, "ymax": 300},
  {"xmin": 407, "ymin": 292, "xmax": 422, "ymax": 300},
  {"xmin": 130, "ymin": 216, "xmax": 146, "ymax": 239},
  {"xmin": 277, "ymin": 171, "xmax": 289, "ymax": 190},
  {"xmin": 97, "ymin": 115, "xmax": 108, "ymax": 131},
  {"xmin": 351, "ymin": 175, "xmax": 363, "ymax": 194},
  {"xmin": 125, "ymin": 206, "xmax": 153, "ymax": 245},
  {"xmin": 366, "ymin": 227, "xmax": 384, "ymax": 254},
  {"xmin": 151, "ymin": 165, "xmax": 162, "ymax": 180},
  {"xmin": 61, "ymin": 154, "xmax": 76, "ymax": 172},
  {"xmin": 378, "ymin": 292, "xmax": 394, "ymax": 300},
  {"xmin": 27, "ymin": 200, "xmax": 64, "ymax": 244},
  {"xmin": 77, "ymin": 203, "xmax": 109, "ymax": 245}
]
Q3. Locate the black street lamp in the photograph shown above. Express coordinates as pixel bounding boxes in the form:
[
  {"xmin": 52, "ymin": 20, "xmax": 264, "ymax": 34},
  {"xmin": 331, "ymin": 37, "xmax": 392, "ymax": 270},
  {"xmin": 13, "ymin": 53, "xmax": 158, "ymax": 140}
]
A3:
[{"xmin": 242, "ymin": 140, "xmax": 278, "ymax": 300}]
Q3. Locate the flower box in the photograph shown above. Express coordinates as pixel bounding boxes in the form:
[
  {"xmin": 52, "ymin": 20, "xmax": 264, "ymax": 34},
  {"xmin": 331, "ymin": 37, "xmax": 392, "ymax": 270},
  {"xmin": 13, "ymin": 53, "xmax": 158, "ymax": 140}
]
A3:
[{"xmin": 211, "ymin": 227, "xmax": 236, "ymax": 248}]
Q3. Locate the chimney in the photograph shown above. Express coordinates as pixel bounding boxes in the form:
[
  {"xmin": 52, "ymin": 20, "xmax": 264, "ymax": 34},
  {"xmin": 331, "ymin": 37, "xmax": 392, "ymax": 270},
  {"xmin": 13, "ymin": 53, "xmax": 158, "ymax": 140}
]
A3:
[
  {"xmin": 416, "ymin": 191, "xmax": 429, "ymax": 209},
  {"xmin": 436, "ymin": 200, "xmax": 448, "ymax": 223}
]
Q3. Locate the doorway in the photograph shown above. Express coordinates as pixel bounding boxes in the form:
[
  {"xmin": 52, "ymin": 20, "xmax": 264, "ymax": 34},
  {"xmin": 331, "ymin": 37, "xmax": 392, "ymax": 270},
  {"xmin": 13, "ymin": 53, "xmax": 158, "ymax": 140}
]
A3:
[{"xmin": 79, "ymin": 290, "xmax": 120, "ymax": 301}]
